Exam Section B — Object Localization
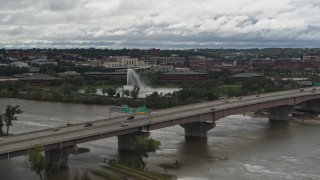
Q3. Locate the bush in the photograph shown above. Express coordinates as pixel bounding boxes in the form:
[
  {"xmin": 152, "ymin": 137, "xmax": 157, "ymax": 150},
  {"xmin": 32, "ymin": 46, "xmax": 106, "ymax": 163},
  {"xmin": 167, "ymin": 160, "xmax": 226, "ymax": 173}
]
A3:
[{"xmin": 72, "ymin": 147, "xmax": 90, "ymax": 155}]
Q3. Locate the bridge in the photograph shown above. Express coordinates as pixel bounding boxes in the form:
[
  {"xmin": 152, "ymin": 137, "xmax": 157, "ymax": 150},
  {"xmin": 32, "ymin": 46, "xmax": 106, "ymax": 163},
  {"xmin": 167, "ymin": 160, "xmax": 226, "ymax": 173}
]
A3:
[{"xmin": 1, "ymin": 87, "xmax": 320, "ymax": 166}]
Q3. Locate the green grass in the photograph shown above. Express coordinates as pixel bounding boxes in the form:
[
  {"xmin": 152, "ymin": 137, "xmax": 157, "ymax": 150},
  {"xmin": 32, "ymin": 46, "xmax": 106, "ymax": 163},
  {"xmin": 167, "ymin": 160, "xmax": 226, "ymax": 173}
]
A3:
[
  {"xmin": 91, "ymin": 169, "xmax": 121, "ymax": 180},
  {"xmin": 103, "ymin": 165, "xmax": 150, "ymax": 180}
]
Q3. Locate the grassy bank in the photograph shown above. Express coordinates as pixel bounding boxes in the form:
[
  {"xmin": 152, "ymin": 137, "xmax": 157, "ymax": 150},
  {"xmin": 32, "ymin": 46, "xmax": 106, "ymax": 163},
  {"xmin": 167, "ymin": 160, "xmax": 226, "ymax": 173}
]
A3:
[{"xmin": 91, "ymin": 163, "xmax": 176, "ymax": 180}]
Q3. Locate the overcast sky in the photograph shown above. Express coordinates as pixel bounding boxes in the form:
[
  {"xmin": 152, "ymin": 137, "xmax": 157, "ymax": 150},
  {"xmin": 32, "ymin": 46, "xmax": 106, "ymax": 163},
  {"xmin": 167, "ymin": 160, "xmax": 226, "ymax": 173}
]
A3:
[{"xmin": 1, "ymin": 0, "xmax": 320, "ymax": 49}]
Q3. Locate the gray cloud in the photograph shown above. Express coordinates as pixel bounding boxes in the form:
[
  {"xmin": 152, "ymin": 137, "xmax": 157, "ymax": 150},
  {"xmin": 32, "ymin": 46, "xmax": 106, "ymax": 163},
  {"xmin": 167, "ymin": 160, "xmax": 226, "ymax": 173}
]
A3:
[{"xmin": 0, "ymin": 0, "xmax": 319, "ymax": 49}]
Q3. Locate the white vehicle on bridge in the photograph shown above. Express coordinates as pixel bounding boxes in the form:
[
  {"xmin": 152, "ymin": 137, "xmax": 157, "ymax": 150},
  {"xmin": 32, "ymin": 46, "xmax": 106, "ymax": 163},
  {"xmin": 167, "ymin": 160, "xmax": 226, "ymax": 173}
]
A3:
[{"xmin": 120, "ymin": 122, "xmax": 128, "ymax": 127}]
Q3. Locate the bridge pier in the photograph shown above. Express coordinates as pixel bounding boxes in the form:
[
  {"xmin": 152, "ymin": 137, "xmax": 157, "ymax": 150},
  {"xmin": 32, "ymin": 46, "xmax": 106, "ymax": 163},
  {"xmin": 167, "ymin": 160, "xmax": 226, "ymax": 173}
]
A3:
[
  {"xmin": 269, "ymin": 105, "xmax": 294, "ymax": 122},
  {"xmin": 180, "ymin": 122, "xmax": 216, "ymax": 138},
  {"xmin": 45, "ymin": 145, "xmax": 76, "ymax": 167},
  {"xmin": 118, "ymin": 131, "xmax": 150, "ymax": 151}
]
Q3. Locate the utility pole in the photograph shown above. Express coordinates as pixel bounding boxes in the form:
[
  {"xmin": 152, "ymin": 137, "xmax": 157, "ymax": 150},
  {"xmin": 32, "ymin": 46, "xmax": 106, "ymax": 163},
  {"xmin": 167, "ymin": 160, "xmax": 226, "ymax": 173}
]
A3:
[{"xmin": 148, "ymin": 112, "xmax": 151, "ymax": 124}]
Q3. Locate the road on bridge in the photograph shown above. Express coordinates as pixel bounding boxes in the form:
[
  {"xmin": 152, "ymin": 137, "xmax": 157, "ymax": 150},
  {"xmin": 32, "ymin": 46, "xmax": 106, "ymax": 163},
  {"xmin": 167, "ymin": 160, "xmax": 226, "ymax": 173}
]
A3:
[{"xmin": 0, "ymin": 87, "xmax": 319, "ymax": 159}]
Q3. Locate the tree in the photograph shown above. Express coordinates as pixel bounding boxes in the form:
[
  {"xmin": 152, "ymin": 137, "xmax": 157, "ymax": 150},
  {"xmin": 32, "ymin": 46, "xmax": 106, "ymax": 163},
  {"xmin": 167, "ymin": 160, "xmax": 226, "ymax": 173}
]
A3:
[
  {"xmin": 3, "ymin": 105, "xmax": 23, "ymax": 135},
  {"xmin": 28, "ymin": 145, "xmax": 47, "ymax": 180},
  {"xmin": 85, "ymin": 87, "xmax": 97, "ymax": 95},
  {"xmin": 134, "ymin": 136, "xmax": 160, "ymax": 169},
  {"xmin": 130, "ymin": 85, "xmax": 140, "ymax": 99},
  {"xmin": 106, "ymin": 88, "xmax": 116, "ymax": 97},
  {"xmin": 101, "ymin": 88, "xmax": 107, "ymax": 96},
  {"xmin": 0, "ymin": 114, "xmax": 3, "ymax": 136},
  {"xmin": 123, "ymin": 89, "xmax": 130, "ymax": 98},
  {"xmin": 61, "ymin": 83, "xmax": 74, "ymax": 96}
]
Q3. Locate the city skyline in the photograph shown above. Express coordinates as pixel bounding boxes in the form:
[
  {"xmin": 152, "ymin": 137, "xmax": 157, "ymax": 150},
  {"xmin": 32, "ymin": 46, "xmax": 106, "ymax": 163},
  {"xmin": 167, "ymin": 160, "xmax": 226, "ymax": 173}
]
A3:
[{"xmin": 1, "ymin": 0, "xmax": 320, "ymax": 49}]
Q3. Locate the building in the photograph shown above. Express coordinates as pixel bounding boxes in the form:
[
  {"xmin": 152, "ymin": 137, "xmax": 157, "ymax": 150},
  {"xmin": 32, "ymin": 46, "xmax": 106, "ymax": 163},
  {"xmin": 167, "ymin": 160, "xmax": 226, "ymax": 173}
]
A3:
[
  {"xmin": 89, "ymin": 60, "xmax": 102, "ymax": 67},
  {"xmin": 303, "ymin": 53, "xmax": 320, "ymax": 61},
  {"xmin": 31, "ymin": 58, "xmax": 57, "ymax": 66},
  {"xmin": 12, "ymin": 61, "xmax": 29, "ymax": 68},
  {"xmin": 75, "ymin": 61, "xmax": 90, "ymax": 67},
  {"xmin": 150, "ymin": 48, "xmax": 160, "ymax": 57},
  {"xmin": 188, "ymin": 56, "xmax": 214, "ymax": 72},
  {"xmin": 149, "ymin": 65, "xmax": 174, "ymax": 72},
  {"xmin": 275, "ymin": 59, "xmax": 303, "ymax": 70},
  {"xmin": 6, "ymin": 51, "xmax": 47, "ymax": 60},
  {"xmin": 102, "ymin": 56, "xmax": 145, "ymax": 68},
  {"xmin": 162, "ymin": 71, "xmax": 208, "ymax": 82},
  {"xmin": 144, "ymin": 56, "xmax": 185, "ymax": 66},
  {"xmin": 232, "ymin": 72, "xmax": 262, "ymax": 83},
  {"xmin": 252, "ymin": 60, "xmax": 275, "ymax": 69},
  {"xmin": 58, "ymin": 71, "xmax": 80, "ymax": 77},
  {"xmin": 17, "ymin": 73, "xmax": 57, "ymax": 85},
  {"xmin": 83, "ymin": 72, "xmax": 127, "ymax": 79}
]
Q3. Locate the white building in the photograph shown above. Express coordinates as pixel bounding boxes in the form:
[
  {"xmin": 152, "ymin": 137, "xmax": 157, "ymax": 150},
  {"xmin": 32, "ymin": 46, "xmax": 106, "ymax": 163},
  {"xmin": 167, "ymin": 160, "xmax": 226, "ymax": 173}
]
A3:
[
  {"xmin": 12, "ymin": 61, "xmax": 29, "ymax": 68},
  {"xmin": 103, "ymin": 56, "xmax": 146, "ymax": 68},
  {"xmin": 31, "ymin": 58, "xmax": 57, "ymax": 66}
]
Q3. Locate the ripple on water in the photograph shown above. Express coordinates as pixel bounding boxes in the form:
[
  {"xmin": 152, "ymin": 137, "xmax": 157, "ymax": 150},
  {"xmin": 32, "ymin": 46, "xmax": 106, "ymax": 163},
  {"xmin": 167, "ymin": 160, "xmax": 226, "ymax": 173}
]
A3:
[
  {"xmin": 243, "ymin": 164, "xmax": 292, "ymax": 179},
  {"xmin": 16, "ymin": 120, "xmax": 51, "ymax": 127}
]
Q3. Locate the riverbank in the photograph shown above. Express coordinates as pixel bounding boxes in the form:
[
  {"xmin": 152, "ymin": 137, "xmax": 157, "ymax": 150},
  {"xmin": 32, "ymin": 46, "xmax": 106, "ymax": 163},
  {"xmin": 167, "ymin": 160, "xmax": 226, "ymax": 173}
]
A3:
[{"xmin": 92, "ymin": 163, "xmax": 176, "ymax": 180}]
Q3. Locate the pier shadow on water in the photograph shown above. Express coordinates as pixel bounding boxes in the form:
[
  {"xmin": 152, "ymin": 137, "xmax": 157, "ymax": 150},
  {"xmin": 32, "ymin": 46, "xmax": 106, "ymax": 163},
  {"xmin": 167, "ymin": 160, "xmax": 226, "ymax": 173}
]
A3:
[{"xmin": 177, "ymin": 137, "xmax": 210, "ymax": 161}]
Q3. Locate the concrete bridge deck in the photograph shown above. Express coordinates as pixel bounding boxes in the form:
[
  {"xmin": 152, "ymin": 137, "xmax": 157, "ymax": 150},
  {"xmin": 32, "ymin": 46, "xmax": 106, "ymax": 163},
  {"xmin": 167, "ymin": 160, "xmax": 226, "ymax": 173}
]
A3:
[{"xmin": 1, "ymin": 87, "xmax": 319, "ymax": 161}]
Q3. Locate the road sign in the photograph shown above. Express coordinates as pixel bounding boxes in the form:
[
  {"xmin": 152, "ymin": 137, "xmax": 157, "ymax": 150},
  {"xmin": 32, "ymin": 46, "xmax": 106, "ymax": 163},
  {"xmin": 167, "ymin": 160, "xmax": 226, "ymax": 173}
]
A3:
[
  {"xmin": 139, "ymin": 106, "xmax": 147, "ymax": 113},
  {"xmin": 121, "ymin": 105, "xmax": 129, "ymax": 113},
  {"xmin": 110, "ymin": 105, "xmax": 147, "ymax": 115},
  {"xmin": 131, "ymin": 108, "xmax": 137, "ymax": 114}
]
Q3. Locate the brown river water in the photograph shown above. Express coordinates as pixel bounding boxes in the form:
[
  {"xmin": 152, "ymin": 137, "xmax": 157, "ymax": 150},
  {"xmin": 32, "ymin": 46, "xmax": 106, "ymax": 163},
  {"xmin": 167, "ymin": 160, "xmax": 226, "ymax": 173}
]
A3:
[{"xmin": 0, "ymin": 98, "xmax": 320, "ymax": 180}]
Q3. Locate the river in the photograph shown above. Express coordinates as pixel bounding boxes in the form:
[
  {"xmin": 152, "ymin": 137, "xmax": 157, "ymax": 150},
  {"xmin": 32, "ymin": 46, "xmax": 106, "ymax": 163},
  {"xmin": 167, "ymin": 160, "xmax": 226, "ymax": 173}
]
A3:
[{"xmin": 0, "ymin": 98, "xmax": 320, "ymax": 180}]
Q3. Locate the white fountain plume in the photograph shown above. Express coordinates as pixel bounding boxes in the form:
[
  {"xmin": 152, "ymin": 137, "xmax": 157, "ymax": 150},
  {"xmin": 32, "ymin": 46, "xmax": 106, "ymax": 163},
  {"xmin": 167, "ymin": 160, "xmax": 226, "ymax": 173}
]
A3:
[{"xmin": 126, "ymin": 68, "xmax": 147, "ymax": 90}]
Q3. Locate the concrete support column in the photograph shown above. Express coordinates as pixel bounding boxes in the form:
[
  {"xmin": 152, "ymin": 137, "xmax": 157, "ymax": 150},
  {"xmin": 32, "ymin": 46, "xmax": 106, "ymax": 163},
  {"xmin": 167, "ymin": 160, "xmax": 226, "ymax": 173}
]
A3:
[
  {"xmin": 118, "ymin": 131, "xmax": 150, "ymax": 151},
  {"xmin": 45, "ymin": 145, "xmax": 76, "ymax": 167},
  {"xmin": 180, "ymin": 122, "xmax": 216, "ymax": 138},
  {"xmin": 269, "ymin": 105, "xmax": 294, "ymax": 122}
]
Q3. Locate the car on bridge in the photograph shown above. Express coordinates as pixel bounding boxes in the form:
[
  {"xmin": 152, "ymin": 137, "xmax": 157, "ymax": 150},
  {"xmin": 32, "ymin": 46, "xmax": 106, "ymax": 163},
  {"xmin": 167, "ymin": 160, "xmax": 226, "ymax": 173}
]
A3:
[
  {"xmin": 150, "ymin": 112, "xmax": 157, "ymax": 115},
  {"xmin": 84, "ymin": 122, "xmax": 93, "ymax": 127},
  {"xmin": 127, "ymin": 116, "xmax": 135, "ymax": 120},
  {"xmin": 120, "ymin": 122, "xmax": 128, "ymax": 127},
  {"xmin": 52, "ymin": 128, "xmax": 60, "ymax": 131},
  {"xmin": 0, "ymin": 138, "xmax": 3, "ymax": 141}
]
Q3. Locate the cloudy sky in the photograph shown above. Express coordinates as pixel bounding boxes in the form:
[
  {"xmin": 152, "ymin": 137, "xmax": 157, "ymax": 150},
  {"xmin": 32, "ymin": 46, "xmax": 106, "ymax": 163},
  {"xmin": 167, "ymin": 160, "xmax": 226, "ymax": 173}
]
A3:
[{"xmin": 1, "ymin": 0, "xmax": 320, "ymax": 49}]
